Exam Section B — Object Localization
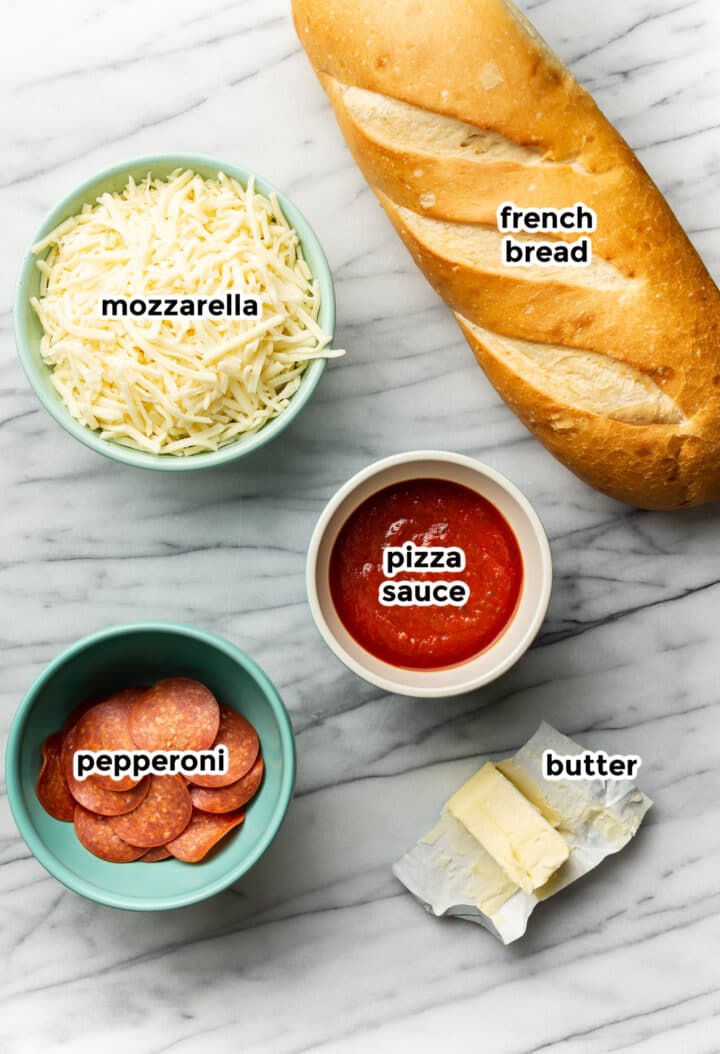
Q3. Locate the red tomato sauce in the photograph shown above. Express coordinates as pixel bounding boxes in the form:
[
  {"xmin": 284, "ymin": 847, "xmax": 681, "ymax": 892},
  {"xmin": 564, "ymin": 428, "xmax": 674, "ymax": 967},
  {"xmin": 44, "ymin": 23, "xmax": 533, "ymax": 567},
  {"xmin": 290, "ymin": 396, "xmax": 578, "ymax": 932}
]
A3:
[{"xmin": 329, "ymin": 478, "xmax": 523, "ymax": 670}]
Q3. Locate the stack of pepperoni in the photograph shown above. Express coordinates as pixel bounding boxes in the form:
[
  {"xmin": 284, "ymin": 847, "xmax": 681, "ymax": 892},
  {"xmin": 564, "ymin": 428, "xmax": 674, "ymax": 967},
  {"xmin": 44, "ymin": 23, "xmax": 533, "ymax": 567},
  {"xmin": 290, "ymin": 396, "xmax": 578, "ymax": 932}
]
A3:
[{"xmin": 35, "ymin": 678, "xmax": 264, "ymax": 863}]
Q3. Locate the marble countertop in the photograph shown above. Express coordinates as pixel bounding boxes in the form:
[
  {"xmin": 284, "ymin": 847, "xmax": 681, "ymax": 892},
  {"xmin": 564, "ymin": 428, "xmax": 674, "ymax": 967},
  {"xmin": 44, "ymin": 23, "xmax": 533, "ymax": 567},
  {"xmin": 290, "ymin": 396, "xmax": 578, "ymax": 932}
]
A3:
[{"xmin": 2, "ymin": 1, "xmax": 720, "ymax": 1050}]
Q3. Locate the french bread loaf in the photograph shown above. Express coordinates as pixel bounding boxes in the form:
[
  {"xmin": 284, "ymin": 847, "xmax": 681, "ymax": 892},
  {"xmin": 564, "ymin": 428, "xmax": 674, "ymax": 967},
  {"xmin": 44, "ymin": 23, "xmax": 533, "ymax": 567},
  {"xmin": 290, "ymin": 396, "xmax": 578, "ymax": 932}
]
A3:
[{"xmin": 292, "ymin": 0, "xmax": 720, "ymax": 509}]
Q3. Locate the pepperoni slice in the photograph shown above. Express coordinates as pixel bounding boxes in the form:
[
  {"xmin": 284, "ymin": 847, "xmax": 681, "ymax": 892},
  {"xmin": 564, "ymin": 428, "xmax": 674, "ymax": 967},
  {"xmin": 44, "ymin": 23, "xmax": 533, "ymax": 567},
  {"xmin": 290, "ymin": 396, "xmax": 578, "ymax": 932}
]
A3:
[
  {"xmin": 190, "ymin": 705, "xmax": 259, "ymax": 788},
  {"xmin": 166, "ymin": 808, "xmax": 245, "ymax": 863},
  {"xmin": 63, "ymin": 699, "xmax": 100, "ymax": 734},
  {"xmin": 66, "ymin": 770, "xmax": 150, "ymax": 817},
  {"xmin": 140, "ymin": 845, "xmax": 172, "ymax": 862},
  {"xmin": 109, "ymin": 776, "xmax": 192, "ymax": 848},
  {"xmin": 72, "ymin": 695, "xmax": 143, "ymax": 791},
  {"xmin": 42, "ymin": 731, "xmax": 64, "ymax": 758},
  {"xmin": 63, "ymin": 687, "xmax": 146, "ymax": 735},
  {"xmin": 62, "ymin": 699, "xmax": 98, "ymax": 733},
  {"xmin": 36, "ymin": 735, "xmax": 75, "ymax": 822},
  {"xmin": 73, "ymin": 806, "xmax": 145, "ymax": 863},
  {"xmin": 189, "ymin": 756, "xmax": 264, "ymax": 813},
  {"xmin": 60, "ymin": 723, "xmax": 79, "ymax": 781},
  {"xmin": 128, "ymin": 678, "xmax": 220, "ymax": 752}
]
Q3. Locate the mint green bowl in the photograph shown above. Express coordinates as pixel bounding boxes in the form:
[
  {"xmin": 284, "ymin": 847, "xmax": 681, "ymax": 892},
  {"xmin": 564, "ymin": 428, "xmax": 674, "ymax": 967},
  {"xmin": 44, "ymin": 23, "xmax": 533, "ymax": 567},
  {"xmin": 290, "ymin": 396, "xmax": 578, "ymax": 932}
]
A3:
[
  {"xmin": 14, "ymin": 154, "xmax": 335, "ymax": 470},
  {"xmin": 5, "ymin": 623, "xmax": 296, "ymax": 910}
]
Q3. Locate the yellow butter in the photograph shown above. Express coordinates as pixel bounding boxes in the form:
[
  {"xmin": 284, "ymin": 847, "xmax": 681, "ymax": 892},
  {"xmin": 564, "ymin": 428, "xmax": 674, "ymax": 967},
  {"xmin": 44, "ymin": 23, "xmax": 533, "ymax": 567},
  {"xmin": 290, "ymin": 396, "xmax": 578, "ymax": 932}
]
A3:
[
  {"xmin": 446, "ymin": 762, "xmax": 569, "ymax": 893},
  {"xmin": 496, "ymin": 757, "xmax": 563, "ymax": 829}
]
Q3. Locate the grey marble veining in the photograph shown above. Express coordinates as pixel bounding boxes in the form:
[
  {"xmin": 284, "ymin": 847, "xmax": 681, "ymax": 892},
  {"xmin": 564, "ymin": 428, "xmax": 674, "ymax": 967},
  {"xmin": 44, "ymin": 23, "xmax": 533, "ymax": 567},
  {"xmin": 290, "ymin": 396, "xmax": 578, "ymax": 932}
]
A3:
[{"xmin": 2, "ymin": 1, "xmax": 720, "ymax": 1051}]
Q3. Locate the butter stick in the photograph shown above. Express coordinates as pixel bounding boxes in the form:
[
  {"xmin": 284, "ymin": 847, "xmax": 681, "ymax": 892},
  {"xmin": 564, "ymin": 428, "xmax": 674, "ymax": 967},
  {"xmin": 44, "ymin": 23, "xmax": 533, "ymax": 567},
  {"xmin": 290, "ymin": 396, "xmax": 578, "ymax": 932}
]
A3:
[
  {"xmin": 446, "ymin": 762, "xmax": 569, "ymax": 893},
  {"xmin": 496, "ymin": 757, "xmax": 564, "ymax": 829}
]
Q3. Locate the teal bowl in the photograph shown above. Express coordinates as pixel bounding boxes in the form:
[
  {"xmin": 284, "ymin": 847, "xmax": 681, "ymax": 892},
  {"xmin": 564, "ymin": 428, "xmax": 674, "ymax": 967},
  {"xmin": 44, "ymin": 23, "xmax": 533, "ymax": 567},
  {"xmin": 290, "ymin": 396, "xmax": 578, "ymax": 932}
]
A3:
[
  {"xmin": 14, "ymin": 154, "xmax": 336, "ymax": 470},
  {"xmin": 5, "ymin": 623, "xmax": 296, "ymax": 910}
]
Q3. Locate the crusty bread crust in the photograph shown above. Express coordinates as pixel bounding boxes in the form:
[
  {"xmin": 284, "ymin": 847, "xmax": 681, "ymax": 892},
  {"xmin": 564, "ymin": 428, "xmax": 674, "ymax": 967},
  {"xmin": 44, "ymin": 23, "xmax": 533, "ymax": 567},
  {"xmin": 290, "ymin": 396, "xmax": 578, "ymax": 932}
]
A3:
[{"xmin": 293, "ymin": 0, "xmax": 720, "ymax": 508}]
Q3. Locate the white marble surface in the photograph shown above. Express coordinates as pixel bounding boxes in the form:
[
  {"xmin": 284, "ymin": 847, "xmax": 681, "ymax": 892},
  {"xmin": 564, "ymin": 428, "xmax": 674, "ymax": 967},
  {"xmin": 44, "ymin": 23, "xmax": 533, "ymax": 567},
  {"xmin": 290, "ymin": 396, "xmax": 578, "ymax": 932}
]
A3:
[{"xmin": 2, "ymin": 1, "xmax": 720, "ymax": 1050}]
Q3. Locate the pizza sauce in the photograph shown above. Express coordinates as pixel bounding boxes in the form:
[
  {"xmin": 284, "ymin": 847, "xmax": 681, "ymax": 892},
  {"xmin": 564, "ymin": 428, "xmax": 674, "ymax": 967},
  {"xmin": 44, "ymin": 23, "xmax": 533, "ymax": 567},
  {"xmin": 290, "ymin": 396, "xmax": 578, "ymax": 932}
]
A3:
[{"xmin": 329, "ymin": 479, "xmax": 523, "ymax": 670}]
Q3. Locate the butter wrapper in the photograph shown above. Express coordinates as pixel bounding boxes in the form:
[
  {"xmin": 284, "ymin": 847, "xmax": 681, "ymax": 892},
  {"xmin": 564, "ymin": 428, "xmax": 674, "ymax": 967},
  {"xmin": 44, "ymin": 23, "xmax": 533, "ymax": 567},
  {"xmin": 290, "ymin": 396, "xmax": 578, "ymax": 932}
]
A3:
[{"xmin": 393, "ymin": 722, "xmax": 653, "ymax": 945}]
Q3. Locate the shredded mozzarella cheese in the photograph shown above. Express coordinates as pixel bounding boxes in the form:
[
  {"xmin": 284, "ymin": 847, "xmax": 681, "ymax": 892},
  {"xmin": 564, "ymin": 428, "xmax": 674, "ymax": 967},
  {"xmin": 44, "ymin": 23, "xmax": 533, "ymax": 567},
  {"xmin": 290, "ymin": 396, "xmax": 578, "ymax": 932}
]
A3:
[{"xmin": 31, "ymin": 169, "xmax": 341, "ymax": 455}]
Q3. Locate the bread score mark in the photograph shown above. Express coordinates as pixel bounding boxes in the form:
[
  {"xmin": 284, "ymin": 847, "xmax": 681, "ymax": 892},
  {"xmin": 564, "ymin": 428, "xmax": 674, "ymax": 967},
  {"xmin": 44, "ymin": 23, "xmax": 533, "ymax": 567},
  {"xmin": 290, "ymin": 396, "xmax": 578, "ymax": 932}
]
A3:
[
  {"xmin": 458, "ymin": 317, "xmax": 685, "ymax": 427},
  {"xmin": 328, "ymin": 80, "xmax": 600, "ymax": 222},
  {"xmin": 394, "ymin": 206, "xmax": 633, "ymax": 288},
  {"xmin": 339, "ymin": 84, "xmax": 553, "ymax": 167}
]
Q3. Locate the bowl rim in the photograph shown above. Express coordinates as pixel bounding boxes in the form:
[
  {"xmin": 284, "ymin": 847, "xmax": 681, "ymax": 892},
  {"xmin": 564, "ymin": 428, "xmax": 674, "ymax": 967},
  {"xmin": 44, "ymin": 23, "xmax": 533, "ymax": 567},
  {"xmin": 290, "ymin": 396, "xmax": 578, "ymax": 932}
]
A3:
[
  {"xmin": 306, "ymin": 451, "xmax": 553, "ymax": 698},
  {"xmin": 4, "ymin": 621, "xmax": 297, "ymax": 911},
  {"xmin": 13, "ymin": 153, "xmax": 336, "ymax": 471}
]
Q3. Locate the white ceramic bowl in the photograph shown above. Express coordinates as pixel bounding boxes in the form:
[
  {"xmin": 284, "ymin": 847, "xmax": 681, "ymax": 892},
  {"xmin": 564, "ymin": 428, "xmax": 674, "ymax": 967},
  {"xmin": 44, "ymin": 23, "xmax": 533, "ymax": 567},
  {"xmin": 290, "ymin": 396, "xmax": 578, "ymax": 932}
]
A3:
[{"xmin": 306, "ymin": 451, "xmax": 552, "ymax": 698}]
